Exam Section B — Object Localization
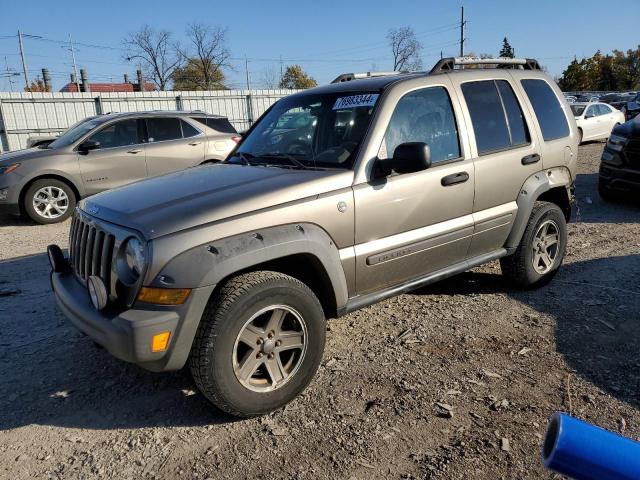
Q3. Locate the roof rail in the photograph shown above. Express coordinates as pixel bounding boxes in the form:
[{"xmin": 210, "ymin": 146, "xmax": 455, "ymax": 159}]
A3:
[
  {"xmin": 331, "ymin": 71, "xmax": 404, "ymax": 83},
  {"xmin": 430, "ymin": 57, "xmax": 541, "ymax": 74}
]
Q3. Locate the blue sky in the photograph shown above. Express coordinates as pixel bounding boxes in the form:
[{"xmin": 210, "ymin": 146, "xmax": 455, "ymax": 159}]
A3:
[{"xmin": 1, "ymin": 0, "xmax": 638, "ymax": 91}]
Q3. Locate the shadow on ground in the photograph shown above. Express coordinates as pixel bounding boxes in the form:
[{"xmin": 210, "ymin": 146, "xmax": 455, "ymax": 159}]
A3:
[
  {"xmin": 416, "ymin": 253, "xmax": 640, "ymax": 410},
  {"xmin": 0, "ymin": 253, "xmax": 238, "ymax": 431}
]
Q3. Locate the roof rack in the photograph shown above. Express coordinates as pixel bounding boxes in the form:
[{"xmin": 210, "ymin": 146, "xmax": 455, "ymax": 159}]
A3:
[
  {"xmin": 331, "ymin": 71, "xmax": 405, "ymax": 83},
  {"xmin": 430, "ymin": 57, "xmax": 541, "ymax": 74}
]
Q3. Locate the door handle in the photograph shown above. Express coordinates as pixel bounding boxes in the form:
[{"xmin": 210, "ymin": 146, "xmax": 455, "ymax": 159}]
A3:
[
  {"xmin": 441, "ymin": 172, "xmax": 469, "ymax": 186},
  {"xmin": 189, "ymin": 141, "xmax": 202, "ymax": 146},
  {"xmin": 127, "ymin": 148, "xmax": 142, "ymax": 154},
  {"xmin": 521, "ymin": 153, "xmax": 541, "ymax": 165}
]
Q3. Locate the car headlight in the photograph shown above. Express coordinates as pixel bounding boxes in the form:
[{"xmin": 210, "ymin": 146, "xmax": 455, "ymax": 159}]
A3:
[
  {"xmin": 607, "ymin": 134, "xmax": 628, "ymax": 152},
  {"xmin": 118, "ymin": 237, "xmax": 146, "ymax": 283},
  {"xmin": 0, "ymin": 163, "xmax": 20, "ymax": 175}
]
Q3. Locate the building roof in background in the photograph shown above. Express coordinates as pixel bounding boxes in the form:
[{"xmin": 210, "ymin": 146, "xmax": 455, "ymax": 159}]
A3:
[{"xmin": 59, "ymin": 82, "xmax": 156, "ymax": 93}]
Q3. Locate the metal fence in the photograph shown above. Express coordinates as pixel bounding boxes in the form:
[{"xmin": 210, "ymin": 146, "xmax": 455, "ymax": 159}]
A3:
[{"xmin": 0, "ymin": 89, "xmax": 299, "ymax": 153}]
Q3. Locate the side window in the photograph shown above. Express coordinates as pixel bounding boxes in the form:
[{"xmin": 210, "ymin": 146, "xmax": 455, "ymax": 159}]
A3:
[
  {"xmin": 147, "ymin": 117, "xmax": 182, "ymax": 142},
  {"xmin": 462, "ymin": 80, "xmax": 530, "ymax": 154},
  {"xmin": 586, "ymin": 105, "xmax": 598, "ymax": 118},
  {"xmin": 521, "ymin": 79, "xmax": 570, "ymax": 141},
  {"xmin": 207, "ymin": 118, "xmax": 237, "ymax": 134},
  {"xmin": 597, "ymin": 104, "xmax": 611, "ymax": 115},
  {"xmin": 380, "ymin": 86, "xmax": 461, "ymax": 163},
  {"xmin": 181, "ymin": 120, "xmax": 200, "ymax": 138},
  {"xmin": 87, "ymin": 119, "xmax": 140, "ymax": 149}
]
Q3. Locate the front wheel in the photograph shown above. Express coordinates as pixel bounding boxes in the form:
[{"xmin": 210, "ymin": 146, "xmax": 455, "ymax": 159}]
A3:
[
  {"xmin": 501, "ymin": 202, "xmax": 567, "ymax": 288},
  {"xmin": 23, "ymin": 178, "xmax": 76, "ymax": 224},
  {"xmin": 189, "ymin": 271, "xmax": 326, "ymax": 417}
]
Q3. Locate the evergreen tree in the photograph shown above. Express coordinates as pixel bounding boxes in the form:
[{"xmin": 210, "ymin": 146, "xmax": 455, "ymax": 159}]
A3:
[{"xmin": 499, "ymin": 37, "xmax": 515, "ymax": 58}]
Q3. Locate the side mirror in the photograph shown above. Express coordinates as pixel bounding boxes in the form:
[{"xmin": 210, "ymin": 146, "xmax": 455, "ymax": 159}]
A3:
[
  {"xmin": 78, "ymin": 139, "xmax": 100, "ymax": 153},
  {"xmin": 378, "ymin": 142, "xmax": 431, "ymax": 176}
]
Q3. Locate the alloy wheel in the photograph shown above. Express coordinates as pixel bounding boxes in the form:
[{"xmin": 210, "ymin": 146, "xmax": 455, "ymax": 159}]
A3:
[
  {"xmin": 32, "ymin": 186, "xmax": 69, "ymax": 219},
  {"xmin": 532, "ymin": 219, "xmax": 560, "ymax": 274}
]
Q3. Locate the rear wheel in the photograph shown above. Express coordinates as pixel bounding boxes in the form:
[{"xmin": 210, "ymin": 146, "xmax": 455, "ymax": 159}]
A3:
[
  {"xmin": 501, "ymin": 202, "xmax": 567, "ymax": 288},
  {"xmin": 189, "ymin": 271, "xmax": 326, "ymax": 417},
  {"xmin": 23, "ymin": 178, "xmax": 76, "ymax": 224},
  {"xmin": 577, "ymin": 128, "xmax": 583, "ymax": 145}
]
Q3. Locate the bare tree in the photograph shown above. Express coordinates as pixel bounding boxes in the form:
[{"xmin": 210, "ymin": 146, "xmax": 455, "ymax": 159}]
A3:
[
  {"xmin": 123, "ymin": 25, "xmax": 182, "ymax": 91},
  {"xmin": 180, "ymin": 23, "xmax": 231, "ymax": 90},
  {"xmin": 387, "ymin": 27, "xmax": 423, "ymax": 71},
  {"xmin": 260, "ymin": 64, "xmax": 281, "ymax": 89}
]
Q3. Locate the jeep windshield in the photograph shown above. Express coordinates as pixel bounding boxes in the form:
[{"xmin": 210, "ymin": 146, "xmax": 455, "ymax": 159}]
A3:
[{"xmin": 228, "ymin": 92, "xmax": 380, "ymax": 169}]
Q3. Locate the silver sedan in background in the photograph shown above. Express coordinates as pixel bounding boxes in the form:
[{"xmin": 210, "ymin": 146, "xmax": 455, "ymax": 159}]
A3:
[{"xmin": 0, "ymin": 111, "xmax": 240, "ymax": 223}]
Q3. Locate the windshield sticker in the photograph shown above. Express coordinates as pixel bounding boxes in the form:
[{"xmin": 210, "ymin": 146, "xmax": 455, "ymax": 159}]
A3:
[{"xmin": 333, "ymin": 94, "xmax": 379, "ymax": 110}]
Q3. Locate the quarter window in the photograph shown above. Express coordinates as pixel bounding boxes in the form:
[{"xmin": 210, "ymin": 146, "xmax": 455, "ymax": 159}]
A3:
[
  {"xmin": 147, "ymin": 117, "xmax": 183, "ymax": 142},
  {"xmin": 87, "ymin": 119, "xmax": 140, "ymax": 149},
  {"xmin": 521, "ymin": 79, "xmax": 570, "ymax": 141},
  {"xmin": 380, "ymin": 86, "xmax": 461, "ymax": 163},
  {"xmin": 461, "ymin": 80, "xmax": 530, "ymax": 155}
]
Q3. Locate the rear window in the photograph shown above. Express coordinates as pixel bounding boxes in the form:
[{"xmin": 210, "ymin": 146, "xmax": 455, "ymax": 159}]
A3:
[
  {"xmin": 191, "ymin": 116, "xmax": 237, "ymax": 134},
  {"xmin": 461, "ymin": 80, "xmax": 530, "ymax": 155},
  {"xmin": 521, "ymin": 79, "xmax": 570, "ymax": 141}
]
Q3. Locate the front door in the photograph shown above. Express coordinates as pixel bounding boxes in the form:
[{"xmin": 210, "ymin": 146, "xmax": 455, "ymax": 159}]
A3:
[
  {"xmin": 144, "ymin": 117, "xmax": 205, "ymax": 177},
  {"xmin": 353, "ymin": 85, "xmax": 475, "ymax": 294},
  {"xmin": 78, "ymin": 118, "xmax": 147, "ymax": 195}
]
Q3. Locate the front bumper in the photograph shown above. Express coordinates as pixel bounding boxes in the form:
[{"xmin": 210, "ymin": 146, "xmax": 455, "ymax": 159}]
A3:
[
  {"xmin": 51, "ymin": 269, "xmax": 215, "ymax": 372},
  {"xmin": 600, "ymin": 154, "xmax": 640, "ymax": 193},
  {"xmin": 0, "ymin": 180, "xmax": 22, "ymax": 215}
]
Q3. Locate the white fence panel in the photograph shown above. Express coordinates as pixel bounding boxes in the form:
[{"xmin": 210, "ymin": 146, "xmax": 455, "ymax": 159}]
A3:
[{"xmin": 0, "ymin": 89, "xmax": 299, "ymax": 152}]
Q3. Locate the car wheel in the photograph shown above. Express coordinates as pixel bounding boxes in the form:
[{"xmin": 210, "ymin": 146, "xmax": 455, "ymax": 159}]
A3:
[
  {"xmin": 23, "ymin": 179, "xmax": 76, "ymax": 224},
  {"xmin": 189, "ymin": 271, "xmax": 326, "ymax": 417},
  {"xmin": 500, "ymin": 202, "xmax": 567, "ymax": 288},
  {"xmin": 598, "ymin": 180, "xmax": 619, "ymax": 202},
  {"xmin": 577, "ymin": 128, "xmax": 583, "ymax": 145}
]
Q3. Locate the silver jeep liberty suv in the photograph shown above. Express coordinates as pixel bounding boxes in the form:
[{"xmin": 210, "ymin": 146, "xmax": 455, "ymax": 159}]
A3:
[{"xmin": 49, "ymin": 57, "xmax": 578, "ymax": 417}]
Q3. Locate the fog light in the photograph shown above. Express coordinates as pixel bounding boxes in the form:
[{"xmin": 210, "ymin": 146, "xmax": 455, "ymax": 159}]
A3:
[
  {"xmin": 47, "ymin": 244, "xmax": 69, "ymax": 273},
  {"xmin": 87, "ymin": 275, "xmax": 108, "ymax": 310},
  {"xmin": 137, "ymin": 287, "xmax": 191, "ymax": 305},
  {"xmin": 151, "ymin": 331, "xmax": 171, "ymax": 352},
  {"xmin": 0, "ymin": 188, "xmax": 7, "ymax": 200}
]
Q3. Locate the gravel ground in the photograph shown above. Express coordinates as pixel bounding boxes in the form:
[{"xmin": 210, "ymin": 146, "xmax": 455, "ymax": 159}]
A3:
[{"xmin": 1, "ymin": 143, "xmax": 639, "ymax": 479}]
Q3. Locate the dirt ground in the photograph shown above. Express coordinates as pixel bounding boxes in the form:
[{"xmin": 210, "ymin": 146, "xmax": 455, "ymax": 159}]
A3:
[{"xmin": 1, "ymin": 143, "xmax": 639, "ymax": 479}]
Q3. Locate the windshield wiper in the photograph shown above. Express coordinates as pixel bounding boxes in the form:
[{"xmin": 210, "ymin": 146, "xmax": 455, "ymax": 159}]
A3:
[
  {"xmin": 228, "ymin": 151, "xmax": 256, "ymax": 166},
  {"xmin": 254, "ymin": 153, "xmax": 310, "ymax": 169}
]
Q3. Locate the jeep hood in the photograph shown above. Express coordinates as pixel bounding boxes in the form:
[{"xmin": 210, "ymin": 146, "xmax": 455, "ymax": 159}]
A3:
[{"xmin": 81, "ymin": 164, "xmax": 354, "ymax": 239}]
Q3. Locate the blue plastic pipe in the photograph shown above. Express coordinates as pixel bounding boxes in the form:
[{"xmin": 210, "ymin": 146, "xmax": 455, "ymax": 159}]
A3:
[{"xmin": 542, "ymin": 412, "xmax": 640, "ymax": 480}]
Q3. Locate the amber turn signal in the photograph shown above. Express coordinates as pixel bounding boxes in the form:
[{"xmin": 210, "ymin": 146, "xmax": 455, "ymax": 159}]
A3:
[
  {"xmin": 151, "ymin": 331, "xmax": 171, "ymax": 352},
  {"xmin": 137, "ymin": 287, "xmax": 191, "ymax": 305}
]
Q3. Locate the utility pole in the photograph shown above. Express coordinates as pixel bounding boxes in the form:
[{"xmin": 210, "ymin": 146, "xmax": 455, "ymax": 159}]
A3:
[
  {"xmin": 68, "ymin": 34, "xmax": 80, "ymax": 92},
  {"xmin": 279, "ymin": 55, "xmax": 284, "ymax": 84},
  {"xmin": 459, "ymin": 6, "xmax": 465, "ymax": 58},
  {"xmin": 18, "ymin": 30, "xmax": 29, "ymax": 89},
  {"xmin": 245, "ymin": 57, "xmax": 251, "ymax": 90}
]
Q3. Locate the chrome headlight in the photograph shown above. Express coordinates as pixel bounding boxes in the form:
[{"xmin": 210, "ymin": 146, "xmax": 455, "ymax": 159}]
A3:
[
  {"xmin": 607, "ymin": 134, "xmax": 628, "ymax": 152},
  {"xmin": 118, "ymin": 237, "xmax": 146, "ymax": 283}
]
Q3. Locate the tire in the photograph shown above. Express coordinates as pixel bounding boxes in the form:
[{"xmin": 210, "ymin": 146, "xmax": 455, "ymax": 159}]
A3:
[
  {"xmin": 23, "ymin": 178, "xmax": 76, "ymax": 224},
  {"xmin": 577, "ymin": 128, "xmax": 583, "ymax": 145},
  {"xmin": 500, "ymin": 201, "xmax": 567, "ymax": 288},
  {"xmin": 598, "ymin": 180, "xmax": 619, "ymax": 202},
  {"xmin": 189, "ymin": 271, "xmax": 326, "ymax": 417}
]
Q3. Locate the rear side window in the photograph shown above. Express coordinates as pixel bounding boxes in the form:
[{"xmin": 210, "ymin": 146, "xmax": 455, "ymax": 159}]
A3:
[
  {"xmin": 521, "ymin": 79, "xmax": 570, "ymax": 141},
  {"xmin": 181, "ymin": 120, "xmax": 200, "ymax": 138},
  {"xmin": 147, "ymin": 118, "xmax": 182, "ymax": 142},
  {"xmin": 462, "ymin": 80, "xmax": 530, "ymax": 154}
]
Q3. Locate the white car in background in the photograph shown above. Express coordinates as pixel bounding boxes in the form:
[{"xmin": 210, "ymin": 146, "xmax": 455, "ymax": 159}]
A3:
[{"xmin": 571, "ymin": 102, "xmax": 625, "ymax": 143}]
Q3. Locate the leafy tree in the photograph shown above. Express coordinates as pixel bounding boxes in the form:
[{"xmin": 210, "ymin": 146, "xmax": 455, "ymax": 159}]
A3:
[
  {"xmin": 178, "ymin": 23, "xmax": 230, "ymax": 91},
  {"xmin": 558, "ymin": 46, "xmax": 640, "ymax": 91},
  {"xmin": 499, "ymin": 37, "xmax": 514, "ymax": 58},
  {"xmin": 279, "ymin": 65, "xmax": 317, "ymax": 89},
  {"xmin": 24, "ymin": 79, "xmax": 50, "ymax": 92},
  {"xmin": 172, "ymin": 58, "xmax": 226, "ymax": 90},
  {"xmin": 387, "ymin": 27, "xmax": 423, "ymax": 71}
]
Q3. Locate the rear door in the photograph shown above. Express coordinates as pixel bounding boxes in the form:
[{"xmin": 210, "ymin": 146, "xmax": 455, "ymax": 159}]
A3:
[
  {"xmin": 454, "ymin": 76, "xmax": 540, "ymax": 258},
  {"xmin": 78, "ymin": 118, "xmax": 147, "ymax": 195},
  {"xmin": 144, "ymin": 117, "xmax": 205, "ymax": 177}
]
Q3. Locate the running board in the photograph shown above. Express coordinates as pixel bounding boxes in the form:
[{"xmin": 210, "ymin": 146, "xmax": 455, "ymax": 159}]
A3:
[{"xmin": 340, "ymin": 249, "xmax": 508, "ymax": 315}]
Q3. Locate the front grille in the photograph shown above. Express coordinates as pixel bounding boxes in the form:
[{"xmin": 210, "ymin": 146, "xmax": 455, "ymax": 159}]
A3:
[{"xmin": 69, "ymin": 212, "xmax": 115, "ymax": 291}]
